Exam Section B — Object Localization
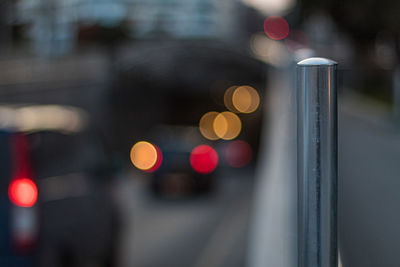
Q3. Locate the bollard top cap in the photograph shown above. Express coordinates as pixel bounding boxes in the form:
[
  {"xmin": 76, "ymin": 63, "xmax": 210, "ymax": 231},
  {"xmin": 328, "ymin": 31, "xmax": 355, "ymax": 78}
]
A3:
[{"xmin": 297, "ymin": 57, "xmax": 337, "ymax": 66}]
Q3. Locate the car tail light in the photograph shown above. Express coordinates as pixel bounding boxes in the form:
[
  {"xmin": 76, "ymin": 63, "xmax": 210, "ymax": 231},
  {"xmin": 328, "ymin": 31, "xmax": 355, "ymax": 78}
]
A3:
[
  {"xmin": 9, "ymin": 178, "xmax": 38, "ymax": 208},
  {"xmin": 9, "ymin": 133, "xmax": 37, "ymax": 207},
  {"xmin": 8, "ymin": 133, "xmax": 38, "ymax": 250},
  {"xmin": 190, "ymin": 145, "xmax": 218, "ymax": 174}
]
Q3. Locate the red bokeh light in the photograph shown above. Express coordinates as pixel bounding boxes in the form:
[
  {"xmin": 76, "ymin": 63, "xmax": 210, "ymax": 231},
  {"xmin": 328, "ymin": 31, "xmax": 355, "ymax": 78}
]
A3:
[
  {"xmin": 146, "ymin": 144, "xmax": 163, "ymax": 173},
  {"xmin": 190, "ymin": 145, "xmax": 218, "ymax": 174},
  {"xmin": 263, "ymin": 16, "xmax": 290, "ymax": 40},
  {"xmin": 9, "ymin": 178, "xmax": 38, "ymax": 207},
  {"xmin": 225, "ymin": 140, "xmax": 253, "ymax": 168}
]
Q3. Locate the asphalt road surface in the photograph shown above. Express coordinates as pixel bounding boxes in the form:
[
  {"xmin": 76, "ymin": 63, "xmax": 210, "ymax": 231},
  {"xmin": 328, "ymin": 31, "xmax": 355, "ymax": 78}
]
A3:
[
  {"xmin": 339, "ymin": 98, "xmax": 400, "ymax": 267},
  {"xmin": 114, "ymin": 169, "xmax": 254, "ymax": 267}
]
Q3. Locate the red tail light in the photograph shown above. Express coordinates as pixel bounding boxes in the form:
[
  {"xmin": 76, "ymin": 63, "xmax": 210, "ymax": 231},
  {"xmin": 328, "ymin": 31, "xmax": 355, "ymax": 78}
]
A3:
[
  {"xmin": 9, "ymin": 133, "xmax": 37, "ymax": 207},
  {"xmin": 9, "ymin": 178, "xmax": 38, "ymax": 207},
  {"xmin": 8, "ymin": 134, "xmax": 38, "ymax": 249},
  {"xmin": 190, "ymin": 145, "xmax": 218, "ymax": 174}
]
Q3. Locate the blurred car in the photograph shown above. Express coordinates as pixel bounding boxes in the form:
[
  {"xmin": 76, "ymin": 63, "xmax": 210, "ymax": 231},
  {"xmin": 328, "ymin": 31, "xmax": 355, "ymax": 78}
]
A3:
[
  {"xmin": 0, "ymin": 130, "xmax": 37, "ymax": 267},
  {"xmin": 146, "ymin": 125, "xmax": 218, "ymax": 197},
  {"xmin": 0, "ymin": 104, "xmax": 120, "ymax": 267},
  {"xmin": 108, "ymin": 42, "xmax": 265, "ymax": 158}
]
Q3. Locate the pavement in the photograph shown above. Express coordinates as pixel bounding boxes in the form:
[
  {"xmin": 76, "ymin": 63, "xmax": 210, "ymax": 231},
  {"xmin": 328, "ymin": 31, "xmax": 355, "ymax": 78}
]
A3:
[{"xmin": 114, "ymin": 169, "xmax": 254, "ymax": 267}]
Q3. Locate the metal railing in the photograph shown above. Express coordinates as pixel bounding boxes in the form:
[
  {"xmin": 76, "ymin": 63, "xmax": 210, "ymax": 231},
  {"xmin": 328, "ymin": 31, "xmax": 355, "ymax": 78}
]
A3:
[{"xmin": 297, "ymin": 58, "xmax": 338, "ymax": 267}]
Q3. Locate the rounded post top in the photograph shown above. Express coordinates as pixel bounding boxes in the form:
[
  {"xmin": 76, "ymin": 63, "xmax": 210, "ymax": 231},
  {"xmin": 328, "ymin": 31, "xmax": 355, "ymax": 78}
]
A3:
[{"xmin": 297, "ymin": 57, "xmax": 337, "ymax": 66}]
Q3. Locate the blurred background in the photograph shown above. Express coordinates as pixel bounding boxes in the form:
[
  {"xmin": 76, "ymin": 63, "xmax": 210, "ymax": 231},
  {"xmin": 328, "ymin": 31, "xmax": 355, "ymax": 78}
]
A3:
[{"xmin": 1, "ymin": 0, "xmax": 400, "ymax": 266}]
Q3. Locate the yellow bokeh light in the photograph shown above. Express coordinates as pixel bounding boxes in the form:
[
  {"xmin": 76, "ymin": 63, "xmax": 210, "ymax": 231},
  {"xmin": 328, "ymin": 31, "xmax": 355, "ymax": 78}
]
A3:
[
  {"xmin": 213, "ymin": 113, "xmax": 229, "ymax": 139},
  {"xmin": 223, "ymin": 86, "xmax": 239, "ymax": 113},
  {"xmin": 199, "ymin": 112, "xmax": 220, "ymax": 140},
  {"xmin": 214, "ymin": 112, "xmax": 242, "ymax": 140},
  {"xmin": 130, "ymin": 141, "xmax": 158, "ymax": 171},
  {"xmin": 232, "ymin": 86, "xmax": 260, "ymax": 113}
]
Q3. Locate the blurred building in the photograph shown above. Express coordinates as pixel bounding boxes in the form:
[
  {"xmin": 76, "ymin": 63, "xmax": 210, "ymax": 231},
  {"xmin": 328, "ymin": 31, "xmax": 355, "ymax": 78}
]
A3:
[
  {"xmin": 126, "ymin": 0, "xmax": 238, "ymax": 39},
  {"xmin": 12, "ymin": 0, "xmax": 240, "ymax": 56}
]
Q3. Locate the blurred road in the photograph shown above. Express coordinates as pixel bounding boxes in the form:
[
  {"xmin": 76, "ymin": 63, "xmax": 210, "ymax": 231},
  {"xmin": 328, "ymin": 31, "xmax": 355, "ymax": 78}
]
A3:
[
  {"xmin": 339, "ymin": 94, "xmax": 400, "ymax": 266},
  {"xmin": 114, "ymin": 170, "xmax": 253, "ymax": 267}
]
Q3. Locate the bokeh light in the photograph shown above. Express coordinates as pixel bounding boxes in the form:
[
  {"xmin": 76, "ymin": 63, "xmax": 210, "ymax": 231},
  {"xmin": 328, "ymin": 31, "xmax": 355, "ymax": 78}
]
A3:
[
  {"xmin": 0, "ymin": 105, "xmax": 86, "ymax": 133},
  {"xmin": 213, "ymin": 113, "xmax": 229, "ymax": 139},
  {"xmin": 146, "ymin": 144, "xmax": 163, "ymax": 173},
  {"xmin": 130, "ymin": 141, "xmax": 159, "ymax": 171},
  {"xmin": 224, "ymin": 140, "xmax": 253, "ymax": 168},
  {"xmin": 232, "ymin": 86, "xmax": 260, "ymax": 113},
  {"xmin": 190, "ymin": 145, "xmax": 219, "ymax": 174},
  {"xmin": 263, "ymin": 16, "xmax": 289, "ymax": 40},
  {"xmin": 223, "ymin": 86, "xmax": 239, "ymax": 112},
  {"xmin": 199, "ymin": 112, "xmax": 220, "ymax": 140},
  {"xmin": 9, "ymin": 178, "xmax": 38, "ymax": 207},
  {"xmin": 214, "ymin": 112, "xmax": 242, "ymax": 140},
  {"xmin": 250, "ymin": 33, "xmax": 290, "ymax": 67}
]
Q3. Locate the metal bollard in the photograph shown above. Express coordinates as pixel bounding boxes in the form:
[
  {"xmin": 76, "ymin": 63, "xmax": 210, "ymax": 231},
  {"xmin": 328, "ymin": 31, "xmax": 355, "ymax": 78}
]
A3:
[{"xmin": 297, "ymin": 58, "xmax": 338, "ymax": 267}]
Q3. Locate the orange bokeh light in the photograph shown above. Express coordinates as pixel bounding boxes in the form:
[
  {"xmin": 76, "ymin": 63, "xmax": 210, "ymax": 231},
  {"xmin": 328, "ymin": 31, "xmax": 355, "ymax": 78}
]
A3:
[
  {"xmin": 232, "ymin": 86, "xmax": 260, "ymax": 113},
  {"xmin": 223, "ymin": 86, "xmax": 239, "ymax": 113},
  {"xmin": 199, "ymin": 112, "xmax": 220, "ymax": 140},
  {"xmin": 214, "ymin": 112, "xmax": 242, "ymax": 140},
  {"xmin": 130, "ymin": 141, "xmax": 159, "ymax": 171}
]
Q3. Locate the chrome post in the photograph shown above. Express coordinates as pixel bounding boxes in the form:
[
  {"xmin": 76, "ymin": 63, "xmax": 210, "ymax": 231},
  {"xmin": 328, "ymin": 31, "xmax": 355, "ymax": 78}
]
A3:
[{"xmin": 297, "ymin": 58, "xmax": 338, "ymax": 267}]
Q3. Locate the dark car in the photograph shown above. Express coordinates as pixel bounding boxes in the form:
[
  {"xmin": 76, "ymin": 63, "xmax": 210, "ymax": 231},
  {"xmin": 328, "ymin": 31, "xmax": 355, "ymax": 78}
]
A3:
[
  {"xmin": 147, "ymin": 125, "xmax": 218, "ymax": 197},
  {"xmin": 0, "ymin": 104, "xmax": 120, "ymax": 267}
]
